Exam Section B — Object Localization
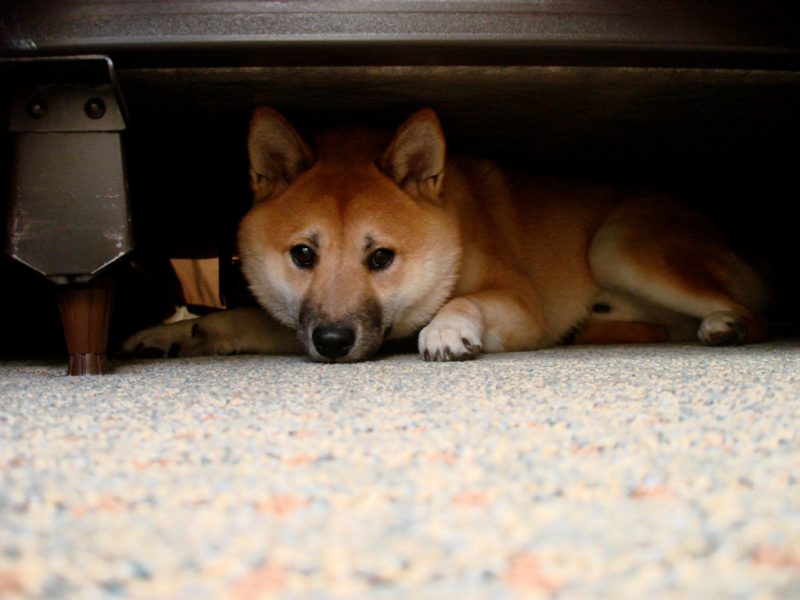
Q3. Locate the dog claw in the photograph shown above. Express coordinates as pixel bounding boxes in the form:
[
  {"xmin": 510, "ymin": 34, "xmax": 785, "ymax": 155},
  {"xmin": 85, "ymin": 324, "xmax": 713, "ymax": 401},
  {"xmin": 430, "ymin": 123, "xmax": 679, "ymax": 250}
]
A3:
[
  {"xmin": 421, "ymin": 342, "xmax": 482, "ymax": 362},
  {"xmin": 462, "ymin": 338, "xmax": 482, "ymax": 356}
]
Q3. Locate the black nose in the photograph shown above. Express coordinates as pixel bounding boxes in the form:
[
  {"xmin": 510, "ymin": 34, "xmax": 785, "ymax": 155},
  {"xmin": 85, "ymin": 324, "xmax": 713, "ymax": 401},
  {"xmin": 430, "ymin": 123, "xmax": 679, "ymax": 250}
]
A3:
[{"xmin": 312, "ymin": 324, "xmax": 356, "ymax": 360}]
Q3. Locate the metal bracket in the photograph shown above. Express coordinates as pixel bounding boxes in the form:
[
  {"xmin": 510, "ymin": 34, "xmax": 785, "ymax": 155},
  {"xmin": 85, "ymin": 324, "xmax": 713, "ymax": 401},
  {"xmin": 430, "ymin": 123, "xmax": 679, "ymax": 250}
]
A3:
[{"xmin": 4, "ymin": 55, "xmax": 133, "ymax": 284}]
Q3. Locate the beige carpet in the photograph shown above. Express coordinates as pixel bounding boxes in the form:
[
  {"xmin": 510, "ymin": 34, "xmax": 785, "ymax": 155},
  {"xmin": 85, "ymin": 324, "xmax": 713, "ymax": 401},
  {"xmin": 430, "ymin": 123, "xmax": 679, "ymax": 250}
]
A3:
[{"xmin": 1, "ymin": 343, "xmax": 799, "ymax": 598}]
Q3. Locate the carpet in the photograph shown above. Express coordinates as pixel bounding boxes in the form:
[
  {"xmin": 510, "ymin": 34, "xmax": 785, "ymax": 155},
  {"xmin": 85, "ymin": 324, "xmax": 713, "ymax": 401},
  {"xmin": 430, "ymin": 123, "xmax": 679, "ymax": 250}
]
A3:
[{"xmin": 1, "ymin": 343, "xmax": 799, "ymax": 598}]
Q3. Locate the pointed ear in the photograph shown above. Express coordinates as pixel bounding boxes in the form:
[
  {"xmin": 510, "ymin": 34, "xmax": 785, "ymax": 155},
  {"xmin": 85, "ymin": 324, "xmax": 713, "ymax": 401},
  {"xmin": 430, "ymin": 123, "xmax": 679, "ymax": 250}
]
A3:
[
  {"xmin": 248, "ymin": 107, "xmax": 315, "ymax": 203},
  {"xmin": 379, "ymin": 108, "xmax": 446, "ymax": 201}
]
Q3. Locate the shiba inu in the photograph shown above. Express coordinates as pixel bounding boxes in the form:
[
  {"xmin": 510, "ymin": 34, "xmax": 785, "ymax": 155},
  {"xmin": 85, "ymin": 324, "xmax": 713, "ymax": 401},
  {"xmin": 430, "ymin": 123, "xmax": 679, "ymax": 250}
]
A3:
[{"xmin": 122, "ymin": 107, "xmax": 768, "ymax": 362}]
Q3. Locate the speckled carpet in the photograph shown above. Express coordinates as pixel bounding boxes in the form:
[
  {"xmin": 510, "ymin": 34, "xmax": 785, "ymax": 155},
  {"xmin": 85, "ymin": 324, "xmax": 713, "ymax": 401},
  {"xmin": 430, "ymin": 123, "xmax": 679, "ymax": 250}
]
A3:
[{"xmin": 1, "ymin": 343, "xmax": 799, "ymax": 599}]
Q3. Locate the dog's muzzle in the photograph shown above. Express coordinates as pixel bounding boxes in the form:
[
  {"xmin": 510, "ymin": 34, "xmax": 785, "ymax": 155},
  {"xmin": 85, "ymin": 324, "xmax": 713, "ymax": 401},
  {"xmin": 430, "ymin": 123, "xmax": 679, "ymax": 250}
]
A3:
[{"xmin": 299, "ymin": 298, "xmax": 384, "ymax": 362}]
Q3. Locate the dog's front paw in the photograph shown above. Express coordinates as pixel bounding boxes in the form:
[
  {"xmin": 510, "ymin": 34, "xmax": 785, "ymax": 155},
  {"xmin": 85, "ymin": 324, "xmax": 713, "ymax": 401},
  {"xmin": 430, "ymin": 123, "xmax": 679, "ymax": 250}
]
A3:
[
  {"xmin": 120, "ymin": 320, "xmax": 198, "ymax": 359},
  {"xmin": 419, "ymin": 313, "xmax": 483, "ymax": 361},
  {"xmin": 698, "ymin": 311, "xmax": 748, "ymax": 346}
]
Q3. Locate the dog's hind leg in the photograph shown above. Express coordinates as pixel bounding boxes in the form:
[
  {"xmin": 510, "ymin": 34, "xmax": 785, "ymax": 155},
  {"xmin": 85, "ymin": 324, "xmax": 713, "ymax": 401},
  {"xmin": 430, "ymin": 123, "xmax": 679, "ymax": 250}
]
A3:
[
  {"xmin": 120, "ymin": 307, "xmax": 302, "ymax": 358},
  {"xmin": 589, "ymin": 198, "xmax": 768, "ymax": 345}
]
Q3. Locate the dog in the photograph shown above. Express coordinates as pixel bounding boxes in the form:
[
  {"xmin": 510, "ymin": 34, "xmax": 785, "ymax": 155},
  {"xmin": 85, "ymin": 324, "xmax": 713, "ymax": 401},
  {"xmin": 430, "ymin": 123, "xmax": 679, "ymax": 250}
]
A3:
[{"xmin": 122, "ymin": 107, "xmax": 768, "ymax": 362}]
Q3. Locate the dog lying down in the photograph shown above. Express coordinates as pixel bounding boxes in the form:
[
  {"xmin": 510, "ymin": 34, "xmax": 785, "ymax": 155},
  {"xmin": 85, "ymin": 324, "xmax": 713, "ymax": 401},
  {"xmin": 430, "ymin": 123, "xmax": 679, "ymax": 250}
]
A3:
[{"xmin": 123, "ymin": 107, "xmax": 768, "ymax": 362}]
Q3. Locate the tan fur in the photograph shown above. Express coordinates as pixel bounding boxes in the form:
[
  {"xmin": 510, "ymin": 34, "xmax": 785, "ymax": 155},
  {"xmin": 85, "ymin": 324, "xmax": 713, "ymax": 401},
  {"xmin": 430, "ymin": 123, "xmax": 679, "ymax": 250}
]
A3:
[{"xmin": 123, "ymin": 108, "xmax": 768, "ymax": 362}]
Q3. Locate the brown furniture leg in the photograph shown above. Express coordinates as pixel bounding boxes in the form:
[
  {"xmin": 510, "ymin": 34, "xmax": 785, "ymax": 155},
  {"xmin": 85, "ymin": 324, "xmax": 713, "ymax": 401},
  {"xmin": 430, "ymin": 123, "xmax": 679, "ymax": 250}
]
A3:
[{"xmin": 57, "ymin": 280, "xmax": 114, "ymax": 376}]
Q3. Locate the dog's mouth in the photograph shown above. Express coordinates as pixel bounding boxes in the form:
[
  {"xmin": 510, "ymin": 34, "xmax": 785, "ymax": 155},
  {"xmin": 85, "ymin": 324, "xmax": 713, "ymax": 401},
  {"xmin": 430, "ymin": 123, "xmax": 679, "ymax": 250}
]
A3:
[{"xmin": 299, "ymin": 322, "xmax": 387, "ymax": 363}]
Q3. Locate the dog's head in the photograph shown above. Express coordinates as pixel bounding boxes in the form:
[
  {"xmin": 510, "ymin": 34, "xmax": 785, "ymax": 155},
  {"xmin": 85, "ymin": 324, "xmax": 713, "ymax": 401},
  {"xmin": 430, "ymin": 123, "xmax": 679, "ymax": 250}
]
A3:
[{"xmin": 238, "ymin": 108, "xmax": 461, "ymax": 362}]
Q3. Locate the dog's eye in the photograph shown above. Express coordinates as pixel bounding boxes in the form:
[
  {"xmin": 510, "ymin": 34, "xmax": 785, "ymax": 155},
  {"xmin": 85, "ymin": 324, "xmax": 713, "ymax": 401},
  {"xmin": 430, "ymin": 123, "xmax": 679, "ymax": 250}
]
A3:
[
  {"xmin": 367, "ymin": 248, "xmax": 395, "ymax": 271},
  {"xmin": 290, "ymin": 244, "xmax": 317, "ymax": 269}
]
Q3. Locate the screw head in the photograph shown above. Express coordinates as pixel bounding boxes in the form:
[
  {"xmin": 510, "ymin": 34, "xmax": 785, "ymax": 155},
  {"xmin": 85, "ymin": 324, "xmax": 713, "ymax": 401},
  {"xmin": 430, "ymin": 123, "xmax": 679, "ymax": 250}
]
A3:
[
  {"xmin": 26, "ymin": 100, "xmax": 47, "ymax": 119},
  {"xmin": 85, "ymin": 98, "xmax": 106, "ymax": 119}
]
